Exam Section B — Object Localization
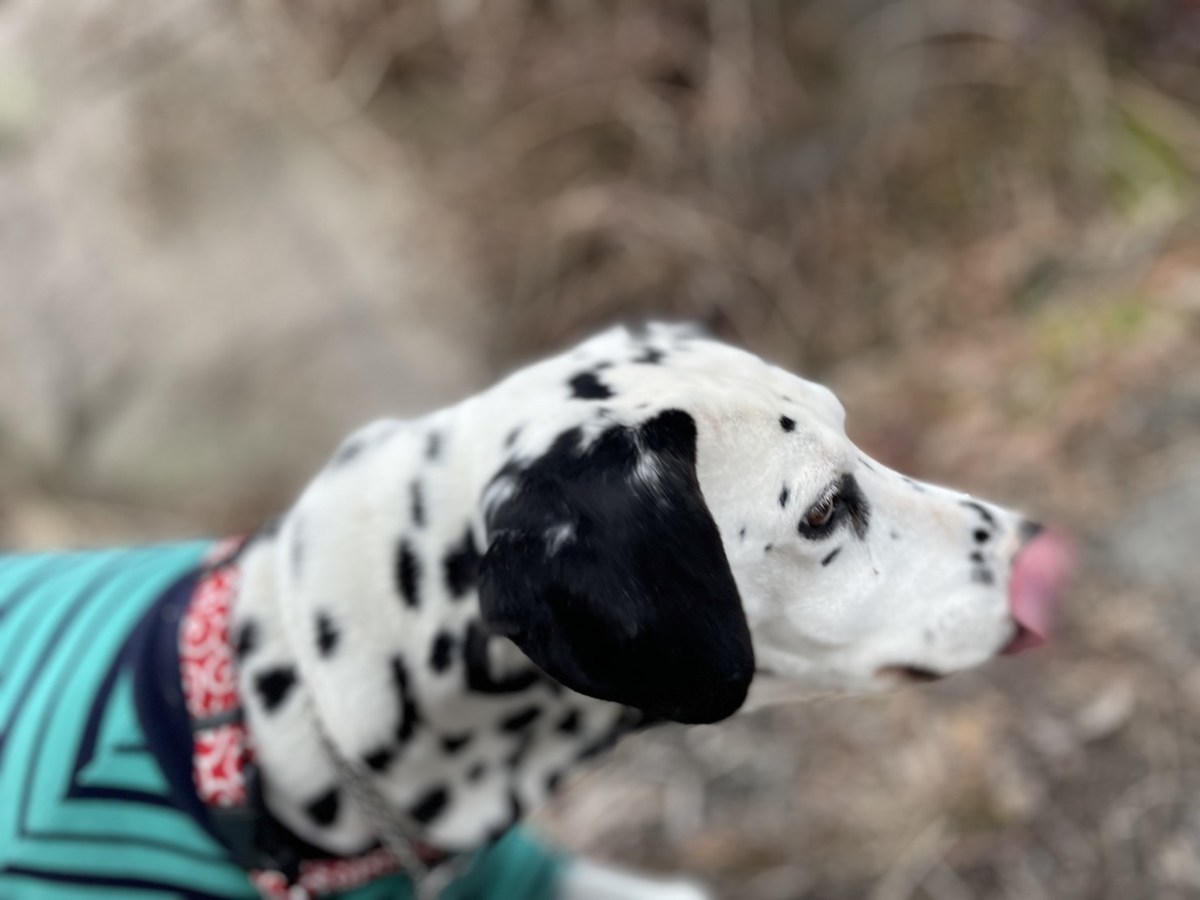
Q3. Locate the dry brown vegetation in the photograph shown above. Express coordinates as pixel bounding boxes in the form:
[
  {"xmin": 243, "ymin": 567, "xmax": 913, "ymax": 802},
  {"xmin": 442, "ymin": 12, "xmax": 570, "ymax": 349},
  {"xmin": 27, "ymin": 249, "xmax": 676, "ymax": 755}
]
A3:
[{"xmin": 4, "ymin": 1, "xmax": 1200, "ymax": 897}]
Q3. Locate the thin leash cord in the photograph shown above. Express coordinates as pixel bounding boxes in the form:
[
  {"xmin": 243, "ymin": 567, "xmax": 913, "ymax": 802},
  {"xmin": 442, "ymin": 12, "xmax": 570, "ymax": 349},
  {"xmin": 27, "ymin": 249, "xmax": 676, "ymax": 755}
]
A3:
[{"xmin": 313, "ymin": 722, "xmax": 474, "ymax": 900}]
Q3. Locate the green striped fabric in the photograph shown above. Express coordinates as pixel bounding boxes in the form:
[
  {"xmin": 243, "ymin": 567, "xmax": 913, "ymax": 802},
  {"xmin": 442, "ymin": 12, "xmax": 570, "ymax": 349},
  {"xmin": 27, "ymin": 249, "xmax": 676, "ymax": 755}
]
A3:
[{"xmin": 0, "ymin": 544, "xmax": 564, "ymax": 900}]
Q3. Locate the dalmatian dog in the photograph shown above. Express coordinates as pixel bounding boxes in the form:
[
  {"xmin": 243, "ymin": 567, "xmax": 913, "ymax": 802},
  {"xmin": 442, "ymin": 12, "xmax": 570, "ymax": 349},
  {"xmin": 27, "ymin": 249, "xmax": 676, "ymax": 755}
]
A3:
[
  {"xmin": 0, "ymin": 322, "xmax": 1071, "ymax": 900},
  {"xmin": 229, "ymin": 322, "xmax": 1070, "ymax": 897}
]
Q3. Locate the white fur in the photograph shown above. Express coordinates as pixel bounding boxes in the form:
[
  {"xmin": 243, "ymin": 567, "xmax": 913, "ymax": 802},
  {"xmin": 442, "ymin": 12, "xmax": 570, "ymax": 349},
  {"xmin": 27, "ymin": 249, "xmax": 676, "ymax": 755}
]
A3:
[{"xmin": 230, "ymin": 323, "xmax": 1031, "ymax": 896}]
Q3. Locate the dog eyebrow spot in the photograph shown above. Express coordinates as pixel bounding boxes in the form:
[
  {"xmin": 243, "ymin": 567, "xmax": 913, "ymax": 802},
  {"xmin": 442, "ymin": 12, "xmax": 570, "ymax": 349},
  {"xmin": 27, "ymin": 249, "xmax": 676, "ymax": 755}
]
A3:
[
  {"xmin": 779, "ymin": 486, "xmax": 790, "ymax": 508},
  {"xmin": 329, "ymin": 437, "xmax": 365, "ymax": 467},
  {"xmin": 780, "ymin": 415, "xmax": 796, "ymax": 432},
  {"xmin": 396, "ymin": 538, "xmax": 421, "ymax": 608},
  {"xmin": 304, "ymin": 788, "xmax": 340, "ymax": 827},
  {"xmin": 255, "ymin": 666, "xmax": 296, "ymax": 713},
  {"xmin": 821, "ymin": 547, "xmax": 842, "ymax": 567},
  {"xmin": 569, "ymin": 371, "xmax": 613, "ymax": 400},
  {"xmin": 960, "ymin": 499, "xmax": 998, "ymax": 528}
]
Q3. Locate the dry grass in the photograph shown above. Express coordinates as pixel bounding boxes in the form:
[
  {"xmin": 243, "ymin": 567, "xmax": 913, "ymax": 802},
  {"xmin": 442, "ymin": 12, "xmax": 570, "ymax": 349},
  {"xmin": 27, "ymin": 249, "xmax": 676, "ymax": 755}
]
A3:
[
  {"xmin": 235, "ymin": 5, "xmax": 1200, "ymax": 896},
  {"xmin": 6, "ymin": 1, "xmax": 1200, "ymax": 896}
]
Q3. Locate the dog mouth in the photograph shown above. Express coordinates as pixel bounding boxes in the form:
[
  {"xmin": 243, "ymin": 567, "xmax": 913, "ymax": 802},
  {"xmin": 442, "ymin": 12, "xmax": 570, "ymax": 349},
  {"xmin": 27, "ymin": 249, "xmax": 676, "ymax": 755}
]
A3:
[{"xmin": 876, "ymin": 664, "xmax": 945, "ymax": 685}]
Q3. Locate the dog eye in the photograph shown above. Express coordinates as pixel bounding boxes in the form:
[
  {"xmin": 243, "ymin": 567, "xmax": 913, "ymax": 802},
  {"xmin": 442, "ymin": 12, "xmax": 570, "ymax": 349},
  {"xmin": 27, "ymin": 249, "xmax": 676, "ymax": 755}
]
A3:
[{"xmin": 804, "ymin": 495, "xmax": 836, "ymax": 528}]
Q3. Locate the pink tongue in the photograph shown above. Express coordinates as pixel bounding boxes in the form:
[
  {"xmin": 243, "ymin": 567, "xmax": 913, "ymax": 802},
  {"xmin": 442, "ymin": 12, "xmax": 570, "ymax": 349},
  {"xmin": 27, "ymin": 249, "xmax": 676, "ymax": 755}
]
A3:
[{"xmin": 1005, "ymin": 528, "xmax": 1073, "ymax": 654}]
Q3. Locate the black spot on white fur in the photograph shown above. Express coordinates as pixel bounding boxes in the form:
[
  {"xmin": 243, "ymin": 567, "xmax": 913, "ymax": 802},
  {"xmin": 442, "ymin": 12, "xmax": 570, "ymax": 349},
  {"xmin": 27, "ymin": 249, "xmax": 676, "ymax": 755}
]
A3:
[
  {"xmin": 396, "ymin": 539, "xmax": 421, "ymax": 608},
  {"xmin": 233, "ymin": 619, "xmax": 258, "ymax": 661},
  {"xmin": 779, "ymin": 485, "xmax": 790, "ymax": 508},
  {"xmin": 556, "ymin": 708, "xmax": 581, "ymax": 734},
  {"xmin": 391, "ymin": 656, "xmax": 421, "ymax": 743},
  {"xmin": 486, "ymin": 790, "xmax": 523, "ymax": 843},
  {"xmin": 635, "ymin": 347, "xmax": 665, "ymax": 365},
  {"xmin": 409, "ymin": 786, "xmax": 449, "ymax": 825},
  {"xmin": 315, "ymin": 612, "xmax": 339, "ymax": 656},
  {"xmin": 971, "ymin": 568, "xmax": 995, "ymax": 586},
  {"xmin": 330, "ymin": 438, "xmax": 365, "ymax": 467},
  {"xmin": 443, "ymin": 527, "xmax": 481, "ymax": 598},
  {"xmin": 410, "ymin": 480, "xmax": 426, "ymax": 528},
  {"xmin": 464, "ymin": 621, "xmax": 542, "ymax": 694},
  {"xmin": 500, "ymin": 706, "xmax": 541, "ymax": 733},
  {"xmin": 426, "ymin": 431, "xmax": 442, "ymax": 460},
  {"xmin": 440, "ymin": 732, "xmax": 473, "ymax": 754},
  {"xmin": 568, "ymin": 372, "xmax": 613, "ymax": 400},
  {"xmin": 467, "ymin": 762, "xmax": 487, "ymax": 782},
  {"xmin": 363, "ymin": 746, "xmax": 395, "ymax": 772},
  {"xmin": 305, "ymin": 788, "xmax": 340, "ymax": 826},
  {"xmin": 255, "ymin": 666, "xmax": 296, "ymax": 713},
  {"xmin": 780, "ymin": 415, "xmax": 796, "ymax": 432},
  {"xmin": 430, "ymin": 631, "xmax": 456, "ymax": 672},
  {"xmin": 821, "ymin": 547, "xmax": 842, "ymax": 567}
]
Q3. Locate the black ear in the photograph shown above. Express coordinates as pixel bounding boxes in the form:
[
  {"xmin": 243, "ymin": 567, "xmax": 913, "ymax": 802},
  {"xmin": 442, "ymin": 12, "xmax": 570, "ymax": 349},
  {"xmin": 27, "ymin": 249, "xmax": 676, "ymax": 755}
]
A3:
[{"xmin": 478, "ymin": 410, "xmax": 753, "ymax": 724}]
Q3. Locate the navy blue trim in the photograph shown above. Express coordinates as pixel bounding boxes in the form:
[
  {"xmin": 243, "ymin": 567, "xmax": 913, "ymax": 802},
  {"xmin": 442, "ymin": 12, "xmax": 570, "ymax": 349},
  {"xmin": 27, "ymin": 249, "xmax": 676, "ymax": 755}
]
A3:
[
  {"xmin": 130, "ymin": 566, "xmax": 226, "ymax": 842},
  {"xmin": 1, "ymin": 865, "xmax": 231, "ymax": 900}
]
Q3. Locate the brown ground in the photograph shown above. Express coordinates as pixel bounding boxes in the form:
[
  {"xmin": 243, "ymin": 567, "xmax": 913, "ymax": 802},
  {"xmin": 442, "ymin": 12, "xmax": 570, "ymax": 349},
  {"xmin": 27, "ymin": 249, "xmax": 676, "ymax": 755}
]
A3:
[{"xmin": 2, "ymin": 2, "xmax": 1199, "ymax": 897}]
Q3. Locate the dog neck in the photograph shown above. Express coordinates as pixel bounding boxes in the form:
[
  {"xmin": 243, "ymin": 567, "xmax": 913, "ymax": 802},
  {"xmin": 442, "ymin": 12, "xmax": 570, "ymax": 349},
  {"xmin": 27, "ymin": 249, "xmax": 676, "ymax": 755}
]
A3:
[{"xmin": 229, "ymin": 412, "xmax": 635, "ymax": 857}]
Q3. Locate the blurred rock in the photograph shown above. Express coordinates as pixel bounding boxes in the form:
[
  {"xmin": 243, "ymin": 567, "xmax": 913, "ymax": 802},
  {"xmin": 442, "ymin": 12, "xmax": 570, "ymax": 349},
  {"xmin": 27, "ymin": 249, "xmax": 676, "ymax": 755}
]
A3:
[
  {"xmin": 0, "ymin": 0, "xmax": 489, "ymax": 534},
  {"xmin": 1108, "ymin": 447, "xmax": 1200, "ymax": 592}
]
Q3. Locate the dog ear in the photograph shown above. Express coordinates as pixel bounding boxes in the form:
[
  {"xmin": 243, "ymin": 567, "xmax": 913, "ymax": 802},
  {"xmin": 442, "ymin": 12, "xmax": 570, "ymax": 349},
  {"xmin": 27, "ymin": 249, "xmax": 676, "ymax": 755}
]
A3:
[{"xmin": 478, "ymin": 410, "xmax": 754, "ymax": 724}]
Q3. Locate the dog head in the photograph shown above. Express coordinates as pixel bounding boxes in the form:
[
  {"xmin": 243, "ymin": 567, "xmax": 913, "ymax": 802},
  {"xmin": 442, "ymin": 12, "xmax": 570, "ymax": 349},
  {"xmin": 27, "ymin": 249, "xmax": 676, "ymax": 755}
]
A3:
[{"xmin": 478, "ymin": 324, "xmax": 1072, "ymax": 723}]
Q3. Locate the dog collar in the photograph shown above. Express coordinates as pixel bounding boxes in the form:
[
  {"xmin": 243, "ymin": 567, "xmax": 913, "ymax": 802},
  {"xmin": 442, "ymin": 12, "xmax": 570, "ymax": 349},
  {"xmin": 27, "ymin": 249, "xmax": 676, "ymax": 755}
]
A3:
[{"xmin": 179, "ymin": 538, "xmax": 448, "ymax": 899}]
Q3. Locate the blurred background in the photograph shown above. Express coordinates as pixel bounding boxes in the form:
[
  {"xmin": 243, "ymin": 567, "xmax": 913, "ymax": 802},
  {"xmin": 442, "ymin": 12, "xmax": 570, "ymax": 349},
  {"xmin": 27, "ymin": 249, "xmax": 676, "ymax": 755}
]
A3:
[{"xmin": 1, "ymin": 1, "xmax": 1198, "ymax": 897}]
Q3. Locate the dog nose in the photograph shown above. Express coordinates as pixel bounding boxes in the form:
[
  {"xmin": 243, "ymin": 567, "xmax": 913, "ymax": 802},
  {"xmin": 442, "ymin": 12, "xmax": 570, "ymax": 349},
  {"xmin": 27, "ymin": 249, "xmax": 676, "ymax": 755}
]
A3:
[{"xmin": 1003, "ymin": 523, "xmax": 1073, "ymax": 655}]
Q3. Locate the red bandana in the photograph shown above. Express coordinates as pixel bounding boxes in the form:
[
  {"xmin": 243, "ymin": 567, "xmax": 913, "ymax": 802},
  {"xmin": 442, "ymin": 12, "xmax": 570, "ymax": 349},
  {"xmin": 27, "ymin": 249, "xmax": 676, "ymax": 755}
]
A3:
[{"xmin": 179, "ymin": 539, "xmax": 417, "ymax": 899}]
